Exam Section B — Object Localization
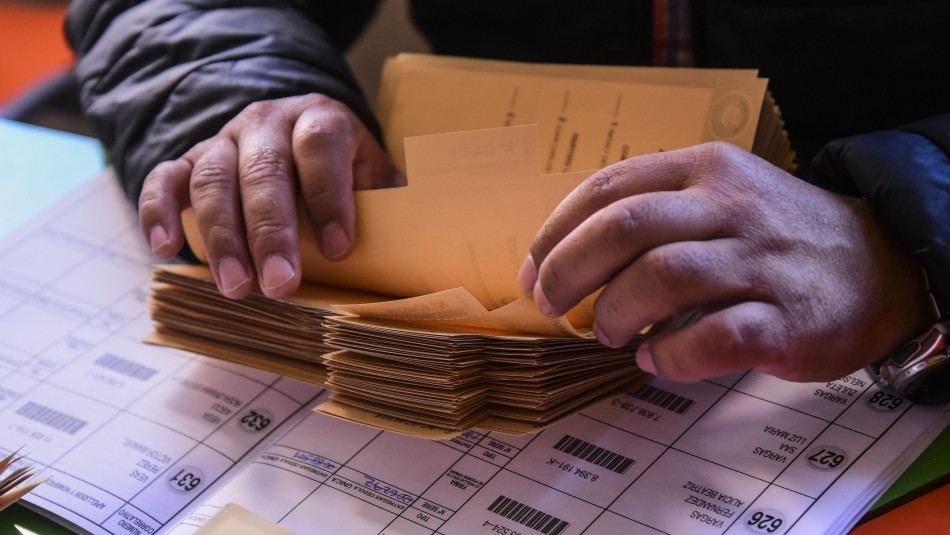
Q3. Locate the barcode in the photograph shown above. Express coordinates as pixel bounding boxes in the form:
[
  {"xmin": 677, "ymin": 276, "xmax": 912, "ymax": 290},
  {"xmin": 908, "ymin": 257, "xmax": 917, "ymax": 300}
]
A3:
[
  {"xmin": 94, "ymin": 353, "xmax": 157, "ymax": 381},
  {"xmin": 629, "ymin": 384, "xmax": 694, "ymax": 414},
  {"xmin": 553, "ymin": 434, "xmax": 635, "ymax": 474},
  {"xmin": 16, "ymin": 401, "xmax": 87, "ymax": 434},
  {"xmin": 487, "ymin": 495, "xmax": 569, "ymax": 535}
]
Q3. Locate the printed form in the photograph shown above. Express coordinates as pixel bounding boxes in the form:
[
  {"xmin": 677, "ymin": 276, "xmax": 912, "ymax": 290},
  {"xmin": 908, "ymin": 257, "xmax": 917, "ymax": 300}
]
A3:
[
  {"xmin": 172, "ymin": 375, "xmax": 950, "ymax": 535},
  {"xmin": 0, "ymin": 173, "xmax": 324, "ymax": 533},
  {"xmin": 2, "ymin": 173, "xmax": 950, "ymax": 534}
]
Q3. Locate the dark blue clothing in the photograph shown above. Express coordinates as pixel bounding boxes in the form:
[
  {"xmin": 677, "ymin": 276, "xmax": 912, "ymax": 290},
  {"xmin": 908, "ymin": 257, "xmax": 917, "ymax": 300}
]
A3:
[{"xmin": 65, "ymin": 0, "xmax": 950, "ymax": 315}]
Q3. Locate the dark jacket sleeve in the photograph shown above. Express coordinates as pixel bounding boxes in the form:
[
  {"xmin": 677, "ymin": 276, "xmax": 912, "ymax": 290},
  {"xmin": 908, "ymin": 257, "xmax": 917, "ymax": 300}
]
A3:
[
  {"xmin": 65, "ymin": 0, "xmax": 381, "ymax": 203},
  {"xmin": 809, "ymin": 114, "xmax": 950, "ymax": 320}
]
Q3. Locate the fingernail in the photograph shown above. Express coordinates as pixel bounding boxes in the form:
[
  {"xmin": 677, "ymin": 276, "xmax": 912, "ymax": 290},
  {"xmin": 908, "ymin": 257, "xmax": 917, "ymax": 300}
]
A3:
[
  {"xmin": 533, "ymin": 284, "xmax": 557, "ymax": 317},
  {"xmin": 148, "ymin": 226, "xmax": 170, "ymax": 255},
  {"xmin": 636, "ymin": 344, "xmax": 657, "ymax": 375},
  {"xmin": 517, "ymin": 255, "xmax": 537, "ymax": 294},
  {"xmin": 261, "ymin": 255, "xmax": 296, "ymax": 292},
  {"xmin": 594, "ymin": 322, "xmax": 613, "ymax": 347},
  {"xmin": 217, "ymin": 257, "xmax": 250, "ymax": 295},
  {"xmin": 319, "ymin": 222, "xmax": 350, "ymax": 260}
]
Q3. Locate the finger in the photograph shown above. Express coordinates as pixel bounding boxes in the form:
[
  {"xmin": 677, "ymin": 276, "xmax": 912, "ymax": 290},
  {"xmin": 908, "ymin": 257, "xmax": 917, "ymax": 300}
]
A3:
[
  {"xmin": 235, "ymin": 117, "xmax": 302, "ymax": 299},
  {"xmin": 520, "ymin": 148, "xmax": 694, "ymax": 293},
  {"xmin": 532, "ymin": 190, "xmax": 726, "ymax": 317},
  {"xmin": 637, "ymin": 301, "xmax": 784, "ymax": 382},
  {"xmin": 139, "ymin": 158, "xmax": 193, "ymax": 259},
  {"xmin": 591, "ymin": 239, "xmax": 761, "ymax": 348},
  {"xmin": 352, "ymin": 132, "xmax": 406, "ymax": 191},
  {"xmin": 188, "ymin": 137, "xmax": 252, "ymax": 299},
  {"xmin": 292, "ymin": 105, "xmax": 361, "ymax": 260}
]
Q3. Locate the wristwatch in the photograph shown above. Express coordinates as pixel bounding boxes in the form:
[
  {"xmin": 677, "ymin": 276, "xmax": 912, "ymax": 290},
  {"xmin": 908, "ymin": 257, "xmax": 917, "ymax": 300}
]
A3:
[{"xmin": 869, "ymin": 321, "xmax": 950, "ymax": 405}]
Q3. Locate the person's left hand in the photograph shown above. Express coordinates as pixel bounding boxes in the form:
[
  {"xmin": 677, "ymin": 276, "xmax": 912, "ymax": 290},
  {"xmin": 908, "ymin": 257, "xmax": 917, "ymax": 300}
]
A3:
[
  {"xmin": 138, "ymin": 93, "xmax": 402, "ymax": 300},
  {"xmin": 517, "ymin": 142, "xmax": 935, "ymax": 383}
]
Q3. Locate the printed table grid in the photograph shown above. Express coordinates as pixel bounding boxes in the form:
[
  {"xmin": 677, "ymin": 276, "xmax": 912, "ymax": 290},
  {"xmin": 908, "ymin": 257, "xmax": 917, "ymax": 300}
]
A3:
[{"xmin": 0, "ymin": 175, "xmax": 326, "ymax": 534}]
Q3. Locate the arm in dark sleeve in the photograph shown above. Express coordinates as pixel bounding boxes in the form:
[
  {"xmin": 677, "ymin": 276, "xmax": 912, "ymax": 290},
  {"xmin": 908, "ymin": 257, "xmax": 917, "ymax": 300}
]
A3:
[
  {"xmin": 65, "ymin": 0, "xmax": 381, "ymax": 203},
  {"xmin": 809, "ymin": 113, "xmax": 950, "ymax": 319}
]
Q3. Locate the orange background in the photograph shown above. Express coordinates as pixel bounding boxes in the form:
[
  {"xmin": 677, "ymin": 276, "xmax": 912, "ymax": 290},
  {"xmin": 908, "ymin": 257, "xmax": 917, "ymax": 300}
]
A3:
[
  {"xmin": 850, "ymin": 482, "xmax": 950, "ymax": 535},
  {"xmin": 0, "ymin": 2, "xmax": 73, "ymax": 106}
]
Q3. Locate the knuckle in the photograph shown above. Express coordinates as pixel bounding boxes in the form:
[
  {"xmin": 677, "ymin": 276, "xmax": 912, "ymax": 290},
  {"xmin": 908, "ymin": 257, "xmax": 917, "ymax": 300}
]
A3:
[
  {"xmin": 530, "ymin": 223, "xmax": 560, "ymax": 261},
  {"xmin": 713, "ymin": 312, "xmax": 785, "ymax": 367},
  {"xmin": 246, "ymin": 216, "xmax": 294, "ymax": 249},
  {"xmin": 302, "ymin": 92, "xmax": 338, "ymax": 109},
  {"xmin": 581, "ymin": 166, "xmax": 624, "ymax": 200},
  {"xmin": 639, "ymin": 247, "xmax": 695, "ymax": 289},
  {"xmin": 138, "ymin": 188, "xmax": 165, "ymax": 215},
  {"xmin": 141, "ymin": 160, "xmax": 183, "ymax": 195},
  {"xmin": 539, "ymin": 256, "xmax": 567, "ymax": 292},
  {"xmin": 190, "ymin": 160, "xmax": 231, "ymax": 205},
  {"xmin": 696, "ymin": 140, "xmax": 736, "ymax": 163},
  {"xmin": 202, "ymin": 219, "xmax": 239, "ymax": 251},
  {"xmin": 300, "ymin": 181, "xmax": 340, "ymax": 210},
  {"xmin": 730, "ymin": 315, "xmax": 765, "ymax": 353},
  {"xmin": 690, "ymin": 141, "xmax": 741, "ymax": 181},
  {"xmin": 600, "ymin": 201, "xmax": 642, "ymax": 240},
  {"xmin": 144, "ymin": 159, "xmax": 176, "ymax": 182},
  {"xmin": 658, "ymin": 347, "xmax": 693, "ymax": 379},
  {"xmin": 296, "ymin": 111, "xmax": 354, "ymax": 149},
  {"xmin": 714, "ymin": 316, "xmax": 753, "ymax": 358},
  {"xmin": 595, "ymin": 293, "xmax": 630, "ymax": 331},
  {"xmin": 596, "ymin": 192, "xmax": 677, "ymax": 248},
  {"xmin": 240, "ymin": 100, "xmax": 279, "ymax": 121},
  {"xmin": 139, "ymin": 165, "xmax": 174, "ymax": 208},
  {"xmin": 301, "ymin": 93, "xmax": 356, "ymax": 122},
  {"xmin": 240, "ymin": 147, "xmax": 289, "ymax": 190}
]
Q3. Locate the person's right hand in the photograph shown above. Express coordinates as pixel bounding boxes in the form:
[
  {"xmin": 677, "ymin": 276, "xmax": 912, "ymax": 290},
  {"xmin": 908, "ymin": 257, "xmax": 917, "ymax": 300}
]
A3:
[{"xmin": 138, "ymin": 93, "xmax": 404, "ymax": 300}]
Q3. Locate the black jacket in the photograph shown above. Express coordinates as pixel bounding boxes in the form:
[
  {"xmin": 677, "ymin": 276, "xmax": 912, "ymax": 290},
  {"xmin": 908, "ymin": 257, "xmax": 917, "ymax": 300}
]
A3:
[
  {"xmin": 66, "ymin": 0, "xmax": 950, "ymax": 315},
  {"xmin": 811, "ymin": 114, "xmax": 950, "ymax": 320}
]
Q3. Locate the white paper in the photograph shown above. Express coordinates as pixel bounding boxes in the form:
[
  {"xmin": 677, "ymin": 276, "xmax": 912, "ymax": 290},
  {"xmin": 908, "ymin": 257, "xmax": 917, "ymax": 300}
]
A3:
[
  {"xmin": 0, "ymin": 173, "xmax": 325, "ymax": 533},
  {"xmin": 167, "ymin": 374, "xmax": 950, "ymax": 535}
]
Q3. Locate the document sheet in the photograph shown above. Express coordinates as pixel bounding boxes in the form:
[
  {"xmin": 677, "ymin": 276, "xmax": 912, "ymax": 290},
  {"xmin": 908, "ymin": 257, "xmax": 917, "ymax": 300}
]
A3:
[
  {"xmin": 2, "ymin": 172, "xmax": 950, "ymax": 534},
  {"xmin": 0, "ymin": 173, "xmax": 324, "ymax": 533}
]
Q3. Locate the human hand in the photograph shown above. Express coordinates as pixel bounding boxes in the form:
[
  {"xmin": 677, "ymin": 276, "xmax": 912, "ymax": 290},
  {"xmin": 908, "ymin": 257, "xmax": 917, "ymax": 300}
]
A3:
[
  {"xmin": 517, "ymin": 142, "xmax": 935, "ymax": 382},
  {"xmin": 138, "ymin": 94, "xmax": 404, "ymax": 299}
]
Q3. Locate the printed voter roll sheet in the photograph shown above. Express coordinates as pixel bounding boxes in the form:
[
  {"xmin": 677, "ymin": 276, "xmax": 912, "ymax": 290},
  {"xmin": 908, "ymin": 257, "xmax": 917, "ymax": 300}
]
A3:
[
  {"xmin": 0, "ymin": 172, "xmax": 326, "ymax": 534},
  {"xmin": 168, "ymin": 373, "xmax": 950, "ymax": 535}
]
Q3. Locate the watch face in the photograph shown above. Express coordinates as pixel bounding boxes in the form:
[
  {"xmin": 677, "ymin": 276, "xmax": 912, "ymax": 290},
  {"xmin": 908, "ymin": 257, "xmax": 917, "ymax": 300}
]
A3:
[
  {"xmin": 898, "ymin": 353, "xmax": 950, "ymax": 405},
  {"xmin": 875, "ymin": 323, "xmax": 950, "ymax": 405}
]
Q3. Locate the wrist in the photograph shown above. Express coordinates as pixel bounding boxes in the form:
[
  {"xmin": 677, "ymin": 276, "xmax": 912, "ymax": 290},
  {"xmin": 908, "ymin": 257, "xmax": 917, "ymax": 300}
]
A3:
[{"xmin": 870, "ymin": 266, "xmax": 949, "ymax": 403}]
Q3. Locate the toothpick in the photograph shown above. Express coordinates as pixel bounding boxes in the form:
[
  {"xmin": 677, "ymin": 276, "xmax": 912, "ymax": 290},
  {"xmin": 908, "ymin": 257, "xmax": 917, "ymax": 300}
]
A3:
[{"xmin": 0, "ymin": 448, "xmax": 48, "ymax": 511}]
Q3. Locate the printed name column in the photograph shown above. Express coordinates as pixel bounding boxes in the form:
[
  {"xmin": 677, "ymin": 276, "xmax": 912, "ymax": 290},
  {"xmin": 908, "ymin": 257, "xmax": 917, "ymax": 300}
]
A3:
[
  {"xmin": 726, "ymin": 371, "xmax": 900, "ymax": 534},
  {"xmin": 169, "ymin": 411, "xmax": 427, "ymax": 534},
  {"xmin": 86, "ymin": 362, "xmax": 308, "ymax": 534},
  {"xmin": 628, "ymin": 385, "xmax": 822, "ymax": 534}
]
